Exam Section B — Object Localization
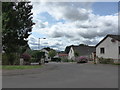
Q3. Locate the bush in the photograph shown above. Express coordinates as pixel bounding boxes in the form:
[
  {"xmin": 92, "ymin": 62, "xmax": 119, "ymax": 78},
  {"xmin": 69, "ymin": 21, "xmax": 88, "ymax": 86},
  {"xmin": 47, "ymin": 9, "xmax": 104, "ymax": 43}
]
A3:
[
  {"xmin": 99, "ymin": 57, "xmax": 114, "ymax": 64},
  {"xmin": 113, "ymin": 63, "xmax": 120, "ymax": 65},
  {"xmin": 61, "ymin": 59, "xmax": 74, "ymax": 62},
  {"xmin": 21, "ymin": 53, "xmax": 31, "ymax": 62},
  {"xmin": 61, "ymin": 59, "xmax": 69, "ymax": 62},
  {"xmin": 2, "ymin": 53, "xmax": 18, "ymax": 65},
  {"xmin": 31, "ymin": 51, "xmax": 45, "ymax": 62},
  {"xmin": 30, "ymin": 58, "xmax": 37, "ymax": 63},
  {"xmin": 51, "ymin": 58, "xmax": 61, "ymax": 62},
  {"xmin": 76, "ymin": 56, "xmax": 88, "ymax": 63},
  {"xmin": 2, "ymin": 53, "xmax": 9, "ymax": 65}
]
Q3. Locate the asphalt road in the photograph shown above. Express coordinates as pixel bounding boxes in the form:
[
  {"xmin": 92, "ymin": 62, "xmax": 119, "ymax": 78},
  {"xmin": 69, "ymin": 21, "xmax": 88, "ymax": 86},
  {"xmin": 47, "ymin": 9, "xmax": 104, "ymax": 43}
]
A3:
[{"xmin": 2, "ymin": 62, "xmax": 118, "ymax": 88}]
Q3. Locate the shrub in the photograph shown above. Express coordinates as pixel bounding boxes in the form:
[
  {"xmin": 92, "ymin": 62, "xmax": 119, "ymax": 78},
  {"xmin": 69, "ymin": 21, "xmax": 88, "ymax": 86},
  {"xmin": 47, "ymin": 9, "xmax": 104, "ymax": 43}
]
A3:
[
  {"xmin": 113, "ymin": 63, "xmax": 120, "ymax": 65},
  {"xmin": 2, "ymin": 53, "xmax": 18, "ymax": 65},
  {"xmin": 31, "ymin": 51, "xmax": 45, "ymax": 62},
  {"xmin": 61, "ymin": 59, "xmax": 75, "ymax": 62},
  {"xmin": 30, "ymin": 58, "xmax": 37, "ymax": 63},
  {"xmin": 61, "ymin": 59, "xmax": 69, "ymax": 62},
  {"xmin": 76, "ymin": 56, "xmax": 88, "ymax": 63},
  {"xmin": 99, "ymin": 57, "xmax": 114, "ymax": 64},
  {"xmin": 21, "ymin": 53, "xmax": 31, "ymax": 61},
  {"xmin": 2, "ymin": 53, "xmax": 9, "ymax": 65},
  {"xmin": 51, "ymin": 57, "xmax": 61, "ymax": 62}
]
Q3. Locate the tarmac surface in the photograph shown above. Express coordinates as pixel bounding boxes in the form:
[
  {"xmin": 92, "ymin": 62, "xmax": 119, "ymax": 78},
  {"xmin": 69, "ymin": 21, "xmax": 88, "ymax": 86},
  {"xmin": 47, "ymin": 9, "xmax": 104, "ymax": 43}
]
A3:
[{"xmin": 2, "ymin": 62, "xmax": 119, "ymax": 88}]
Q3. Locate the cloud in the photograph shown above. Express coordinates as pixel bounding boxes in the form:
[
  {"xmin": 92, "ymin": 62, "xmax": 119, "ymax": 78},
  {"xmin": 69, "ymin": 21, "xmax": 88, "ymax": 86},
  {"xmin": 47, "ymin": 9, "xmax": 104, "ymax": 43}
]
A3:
[
  {"xmin": 28, "ymin": 35, "xmax": 65, "ymax": 50},
  {"xmin": 30, "ymin": 2, "xmax": 118, "ymax": 51},
  {"xmin": 46, "ymin": 14, "xmax": 118, "ymax": 39},
  {"xmin": 32, "ymin": 2, "xmax": 92, "ymax": 21}
]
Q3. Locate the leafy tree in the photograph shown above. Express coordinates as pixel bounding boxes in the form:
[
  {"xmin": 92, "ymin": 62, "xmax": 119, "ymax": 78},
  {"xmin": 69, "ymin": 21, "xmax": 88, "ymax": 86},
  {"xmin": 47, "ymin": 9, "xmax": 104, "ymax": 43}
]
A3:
[
  {"xmin": 21, "ymin": 53, "xmax": 31, "ymax": 62},
  {"xmin": 65, "ymin": 46, "xmax": 71, "ymax": 54},
  {"xmin": 74, "ymin": 52, "xmax": 79, "ymax": 57},
  {"xmin": 2, "ymin": 2, "xmax": 35, "ymax": 65},
  {"xmin": 31, "ymin": 51, "xmax": 45, "ymax": 62},
  {"xmin": 49, "ymin": 50, "xmax": 57, "ymax": 58},
  {"xmin": 79, "ymin": 44, "xmax": 88, "ymax": 46}
]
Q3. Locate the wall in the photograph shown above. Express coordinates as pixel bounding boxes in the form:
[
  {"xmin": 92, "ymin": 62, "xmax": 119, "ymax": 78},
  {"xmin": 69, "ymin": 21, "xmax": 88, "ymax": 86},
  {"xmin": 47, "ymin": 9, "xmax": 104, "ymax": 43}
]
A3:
[
  {"xmin": 96, "ymin": 37, "xmax": 120, "ymax": 62},
  {"xmin": 41, "ymin": 49, "xmax": 50, "ymax": 61},
  {"xmin": 68, "ymin": 47, "xmax": 75, "ymax": 60}
]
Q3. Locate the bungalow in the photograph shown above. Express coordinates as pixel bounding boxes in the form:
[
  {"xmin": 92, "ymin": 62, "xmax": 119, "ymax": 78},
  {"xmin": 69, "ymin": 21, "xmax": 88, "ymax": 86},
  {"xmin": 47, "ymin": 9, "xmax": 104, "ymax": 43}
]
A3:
[
  {"xmin": 58, "ymin": 53, "xmax": 68, "ymax": 60},
  {"xmin": 67, "ymin": 45, "xmax": 95, "ymax": 60},
  {"xmin": 41, "ymin": 47, "xmax": 52, "ymax": 62},
  {"xmin": 54, "ymin": 51, "xmax": 68, "ymax": 60},
  {"xmin": 96, "ymin": 34, "xmax": 120, "ymax": 63}
]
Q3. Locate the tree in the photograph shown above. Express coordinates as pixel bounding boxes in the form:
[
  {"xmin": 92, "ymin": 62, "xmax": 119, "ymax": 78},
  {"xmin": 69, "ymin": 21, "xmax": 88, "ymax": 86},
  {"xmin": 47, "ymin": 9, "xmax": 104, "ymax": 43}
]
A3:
[
  {"xmin": 21, "ymin": 53, "xmax": 31, "ymax": 62},
  {"xmin": 2, "ymin": 2, "xmax": 35, "ymax": 65},
  {"xmin": 79, "ymin": 44, "xmax": 88, "ymax": 46},
  {"xmin": 74, "ymin": 52, "xmax": 79, "ymax": 57},
  {"xmin": 31, "ymin": 51, "xmax": 45, "ymax": 62},
  {"xmin": 49, "ymin": 50, "xmax": 57, "ymax": 58}
]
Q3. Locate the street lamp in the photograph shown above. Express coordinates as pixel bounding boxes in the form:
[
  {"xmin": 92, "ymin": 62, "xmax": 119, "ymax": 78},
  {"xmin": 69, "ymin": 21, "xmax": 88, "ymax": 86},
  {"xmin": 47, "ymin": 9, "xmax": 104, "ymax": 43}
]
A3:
[{"xmin": 38, "ymin": 38, "xmax": 46, "ymax": 50}]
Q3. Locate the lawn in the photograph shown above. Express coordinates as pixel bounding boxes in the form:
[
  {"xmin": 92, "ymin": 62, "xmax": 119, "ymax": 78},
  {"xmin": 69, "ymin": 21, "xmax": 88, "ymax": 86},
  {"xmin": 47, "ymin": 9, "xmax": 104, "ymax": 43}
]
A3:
[
  {"xmin": 112, "ymin": 63, "xmax": 120, "ymax": 65},
  {"xmin": 2, "ymin": 65, "xmax": 43, "ymax": 70}
]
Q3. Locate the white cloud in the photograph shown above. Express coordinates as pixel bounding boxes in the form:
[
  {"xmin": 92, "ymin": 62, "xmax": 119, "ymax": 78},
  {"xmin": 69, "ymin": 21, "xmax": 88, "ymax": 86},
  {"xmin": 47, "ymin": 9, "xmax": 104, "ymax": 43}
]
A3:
[{"xmin": 29, "ymin": 2, "xmax": 118, "ymax": 51}]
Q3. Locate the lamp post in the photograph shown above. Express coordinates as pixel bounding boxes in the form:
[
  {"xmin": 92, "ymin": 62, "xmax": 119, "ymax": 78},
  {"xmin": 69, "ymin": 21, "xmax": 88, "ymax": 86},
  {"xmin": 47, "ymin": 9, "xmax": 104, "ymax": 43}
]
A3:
[{"xmin": 38, "ymin": 38, "xmax": 46, "ymax": 50}]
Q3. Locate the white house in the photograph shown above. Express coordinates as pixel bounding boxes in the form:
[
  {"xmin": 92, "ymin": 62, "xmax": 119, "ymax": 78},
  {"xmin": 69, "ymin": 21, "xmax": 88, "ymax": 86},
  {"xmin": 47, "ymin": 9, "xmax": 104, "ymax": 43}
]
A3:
[
  {"xmin": 96, "ymin": 34, "xmax": 120, "ymax": 63},
  {"xmin": 41, "ymin": 48, "xmax": 51, "ymax": 62},
  {"xmin": 68, "ymin": 45, "xmax": 95, "ymax": 60}
]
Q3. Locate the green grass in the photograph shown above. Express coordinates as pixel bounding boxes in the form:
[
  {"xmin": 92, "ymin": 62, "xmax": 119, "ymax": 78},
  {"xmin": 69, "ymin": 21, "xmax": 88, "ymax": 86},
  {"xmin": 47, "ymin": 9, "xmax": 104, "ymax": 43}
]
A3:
[
  {"xmin": 112, "ymin": 63, "xmax": 120, "ymax": 65},
  {"xmin": 2, "ymin": 65, "xmax": 43, "ymax": 70}
]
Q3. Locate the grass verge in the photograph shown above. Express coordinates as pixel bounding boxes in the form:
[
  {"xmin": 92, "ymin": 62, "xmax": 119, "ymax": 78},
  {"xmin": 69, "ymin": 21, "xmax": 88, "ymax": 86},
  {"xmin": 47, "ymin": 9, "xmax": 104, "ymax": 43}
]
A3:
[
  {"xmin": 112, "ymin": 63, "xmax": 120, "ymax": 65},
  {"xmin": 2, "ymin": 65, "xmax": 43, "ymax": 70}
]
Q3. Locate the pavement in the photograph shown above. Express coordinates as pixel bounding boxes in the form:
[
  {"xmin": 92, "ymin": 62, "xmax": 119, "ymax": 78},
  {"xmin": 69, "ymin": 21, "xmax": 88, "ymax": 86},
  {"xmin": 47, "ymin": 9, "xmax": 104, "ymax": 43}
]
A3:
[{"xmin": 2, "ymin": 62, "xmax": 119, "ymax": 88}]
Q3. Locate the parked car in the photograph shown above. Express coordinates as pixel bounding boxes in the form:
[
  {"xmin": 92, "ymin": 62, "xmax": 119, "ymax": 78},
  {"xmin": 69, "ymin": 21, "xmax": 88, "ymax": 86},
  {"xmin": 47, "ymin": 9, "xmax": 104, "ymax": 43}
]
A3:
[{"xmin": 76, "ymin": 56, "xmax": 88, "ymax": 63}]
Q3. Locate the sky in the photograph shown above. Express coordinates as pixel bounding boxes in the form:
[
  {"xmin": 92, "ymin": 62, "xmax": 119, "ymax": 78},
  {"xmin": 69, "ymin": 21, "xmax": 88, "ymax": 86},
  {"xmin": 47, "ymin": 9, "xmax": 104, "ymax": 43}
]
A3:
[{"xmin": 28, "ymin": 1, "xmax": 118, "ymax": 51}]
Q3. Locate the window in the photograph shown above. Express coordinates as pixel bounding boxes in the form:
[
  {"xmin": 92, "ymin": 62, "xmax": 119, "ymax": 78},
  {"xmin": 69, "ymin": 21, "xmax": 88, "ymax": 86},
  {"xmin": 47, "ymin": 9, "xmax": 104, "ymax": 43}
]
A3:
[{"xmin": 100, "ymin": 48, "xmax": 105, "ymax": 54}]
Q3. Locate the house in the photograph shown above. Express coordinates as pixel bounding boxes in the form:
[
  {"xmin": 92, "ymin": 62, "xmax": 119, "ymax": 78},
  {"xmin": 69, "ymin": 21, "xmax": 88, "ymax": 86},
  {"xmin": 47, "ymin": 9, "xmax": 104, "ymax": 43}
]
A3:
[
  {"xmin": 41, "ymin": 47, "xmax": 53, "ymax": 62},
  {"xmin": 58, "ymin": 51, "xmax": 68, "ymax": 60},
  {"xmin": 67, "ymin": 45, "xmax": 95, "ymax": 60},
  {"xmin": 58, "ymin": 54, "xmax": 68, "ymax": 59},
  {"xmin": 54, "ymin": 51, "xmax": 68, "ymax": 59},
  {"xmin": 96, "ymin": 34, "xmax": 120, "ymax": 63}
]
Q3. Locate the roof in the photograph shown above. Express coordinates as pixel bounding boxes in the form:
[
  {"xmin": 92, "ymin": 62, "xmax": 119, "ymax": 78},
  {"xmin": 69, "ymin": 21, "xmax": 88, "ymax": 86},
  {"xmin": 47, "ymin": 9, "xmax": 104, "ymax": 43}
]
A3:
[
  {"xmin": 65, "ymin": 45, "xmax": 78, "ymax": 54},
  {"xmin": 72, "ymin": 45, "xmax": 95, "ymax": 56},
  {"xmin": 42, "ymin": 47, "xmax": 54, "ymax": 52},
  {"xmin": 96, "ymin": 34, "xmax": 120, "ymax": 47},
  {"xmin": 58, "ymin": 54, "xmax": 68, "ymax": 57},
  {"xmin": 42, "ymin": 47, "xmax": 51, "ymax": 51}
]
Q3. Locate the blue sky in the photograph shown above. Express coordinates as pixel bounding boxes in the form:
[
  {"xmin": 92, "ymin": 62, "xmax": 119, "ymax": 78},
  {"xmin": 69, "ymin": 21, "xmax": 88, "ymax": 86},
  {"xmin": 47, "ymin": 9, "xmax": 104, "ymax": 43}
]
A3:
[
  {"xmin": 92, "ymin": 2, "xmax": 118, "ymax": 15},
  {"xmin": 29, "ymin": 2, "xmax": 118, "ymax": 50}
]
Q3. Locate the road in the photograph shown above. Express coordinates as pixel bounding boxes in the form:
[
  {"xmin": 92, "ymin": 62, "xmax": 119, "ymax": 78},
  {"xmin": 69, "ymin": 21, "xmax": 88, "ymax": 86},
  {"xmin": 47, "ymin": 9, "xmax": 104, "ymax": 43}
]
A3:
[{"xmin": 2, "ymin": 62, "xmax": 118, "ymax": 88}]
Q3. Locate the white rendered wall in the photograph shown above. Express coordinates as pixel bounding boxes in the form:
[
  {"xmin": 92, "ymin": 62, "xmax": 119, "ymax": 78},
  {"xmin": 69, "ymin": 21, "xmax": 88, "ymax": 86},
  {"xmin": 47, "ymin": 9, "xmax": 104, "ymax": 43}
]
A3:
[{"xmin": 96, "ymin": 37, "xmax": 120, "ymax": 60}]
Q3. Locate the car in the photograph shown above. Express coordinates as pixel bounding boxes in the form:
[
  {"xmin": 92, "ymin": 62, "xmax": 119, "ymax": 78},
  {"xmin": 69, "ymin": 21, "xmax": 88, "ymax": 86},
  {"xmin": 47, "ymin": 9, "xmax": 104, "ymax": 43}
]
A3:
[{"xmin": 76, "ymin": 56, "xmax": 88, "ymax": 63}]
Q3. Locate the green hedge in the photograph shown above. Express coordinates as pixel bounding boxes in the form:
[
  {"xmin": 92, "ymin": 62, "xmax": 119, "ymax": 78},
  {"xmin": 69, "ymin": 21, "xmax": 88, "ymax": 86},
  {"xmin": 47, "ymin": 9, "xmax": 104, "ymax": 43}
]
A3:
[
  {"xmin": 61, "ymin": 59, "xmax": 75, "ymax": 62},
  {"xmin": 30, "ymin": 58, "xmax": 37, "ymax": 63},
  {"xmin": 2, "ymin": 53, "xmax": 20, "ymax": 65},
  {"xmin": 99, "ymin": 57, "xmax": 114, "ymax": 64},
  {"xmin": 2, "ymin": 53, "xmax": 9, "ymax": 65}
]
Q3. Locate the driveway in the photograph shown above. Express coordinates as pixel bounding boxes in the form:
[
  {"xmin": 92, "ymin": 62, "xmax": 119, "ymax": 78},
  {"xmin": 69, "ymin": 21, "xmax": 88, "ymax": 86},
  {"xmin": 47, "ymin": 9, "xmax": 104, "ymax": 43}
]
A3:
[{"xmin": 2, "ymin": 62, "xmax": 118, "ymax": 88}]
